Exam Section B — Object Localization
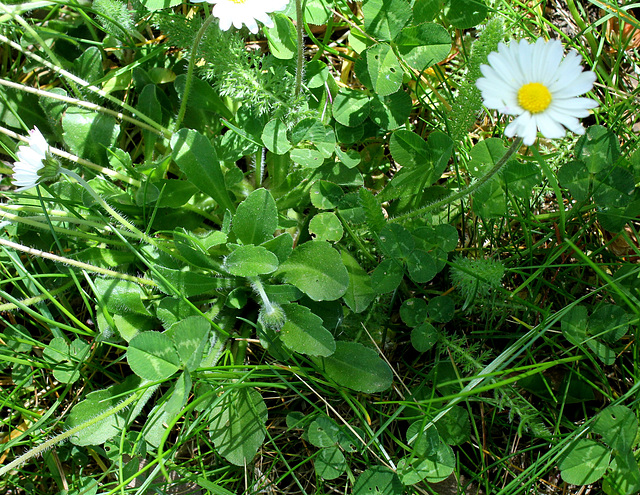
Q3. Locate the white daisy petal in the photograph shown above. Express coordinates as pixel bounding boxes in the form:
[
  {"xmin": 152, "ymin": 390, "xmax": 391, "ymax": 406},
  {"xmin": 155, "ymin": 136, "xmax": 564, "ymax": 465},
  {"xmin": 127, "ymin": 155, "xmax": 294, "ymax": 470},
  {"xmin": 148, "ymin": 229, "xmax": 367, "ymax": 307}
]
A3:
[
  {"xmin": 538, "ymin": 40, "xmax": 563, "ymax": 85},
  {"xmin": 476, "ymin": 37, "xmax": 598, "ymax": 145},
  {"xmin": 28, "ymin": 128, "xmax": 49, "ymax": 155},
  {"xmin": 12, "ymin": 126, "xmax": 50, "ymax": 191},
  {"xmin": 545, "ymin": 108, "xmax": 585, "ymax": 134},
  {"xmin": 535, "ymin": 112, "xmax": 566, "ymax": 139},
  {"xmin": 516, "ymin": 39, "xmax": 534, "ymax": 82},
  {"xmin": 552, "ymin": 97, "xmax": 598, "ymax": 117},
  {"xmin": 478, "ymin": 69, "xmax": 519, "ymax": 100},
  {"xmin": 521, "ymin": 115, "xmax": 539, "ymax": 146},
  {"xmin": 551, "ymin": 70, "xmax": 596, "ymax": 98},
  {"xmin": 196, "ymin": 0, "xmax": 289, "ymax": 33},
  {"xmin": 218, "ymin": 16, "xmax": 232, "ymax": 31},
  {"xmin": 254, "ymin": 10, "xmax": 275, "ymax": 28},
  {"xmin": 550, "ymin": 50, "xmax": 583, "ymax": 86},
  {"xmin": 17, "ymin": 147, "xmax": 44, "ymax": 165}
]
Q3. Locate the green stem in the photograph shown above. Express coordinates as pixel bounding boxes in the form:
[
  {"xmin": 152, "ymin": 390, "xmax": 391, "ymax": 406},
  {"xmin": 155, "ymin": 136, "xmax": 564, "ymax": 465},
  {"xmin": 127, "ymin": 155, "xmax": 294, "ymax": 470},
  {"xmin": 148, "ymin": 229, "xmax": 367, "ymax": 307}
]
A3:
[
  {"xmin": 336, "ymin": 209, "xmax": 376, "ymax": 263},
  {"xmin": 294, "ymin": 0, "xmax": 305, "ymax": 97},
  {"xmin": 174, "ymin": 14, "xmax": 217, "ymax": 131},
  {"xmin": 564, "ymin": 0, "xmax": 599, "ymax": 56},
  {"xmin": 0, "ymin": 124, "xmax": 141, "ymax": 187},
  {"xmin": 0, "ymin": 281, "xmax": 74, "ymax": 312},
  {"xmin": 0, "ymin": 208, "xmax": 119, "ymax": 245},
  {"xmin": 392, "ymin": 137, "xmax": 523, "ymax": 223},
  {"xmin": 0, "ymin": 79, "xmax": 164, "ymax": 138},
  {"xmin": 60, "ymin": 168, "xmax": 151, "ymax": 244},
  {"xmin": 250, "ymin": 276, "xmax": 273, "ymax": 314},
  {"xmin": 0, "ymin": 5, "xmax": 81, "ymax": 99},
  {"xmin": 0, "ymin": 387, "xmax": 147, "ymax": 477},
  {"xmin": 0, "ymin": 34, "xmax": 171, "ymax": 139},
  {"xmin": 530, "ymin": 146, "xmax": 566, "ymax": 236},
  {"xmin": 61, "ymin": 168, "xmax": 183, "ymax": 261},
  {"xmin": 0, "ymin": 237, "xmax": 156, "ymax": 286}
]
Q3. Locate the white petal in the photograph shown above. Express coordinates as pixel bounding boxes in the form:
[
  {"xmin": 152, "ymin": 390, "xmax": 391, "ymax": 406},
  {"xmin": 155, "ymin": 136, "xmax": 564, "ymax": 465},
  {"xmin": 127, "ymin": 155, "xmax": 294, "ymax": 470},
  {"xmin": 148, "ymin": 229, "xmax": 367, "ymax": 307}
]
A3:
[
  {"xmin": 536, "ymin": 39, "xmax": 564, "ymax": 85},
  {"xmin": 479, "ymin": 63, "xmax": 520, "ymax": 92},
  {"xmin": 478, "ymin": 38, "xmax": 597, "ymax": 143},
  {"xmin": 545, "ymin": 108, "xmax": 585, "ymax": 134},
  {"xmin": 477, "ymin": 82, "xmax": 521, "ymax": 114},
  {"xmin": 506, "ymin": 113, "xmax": 538, "ymax": 145},
  {"xmin": 550, "ymin": 50, "xmax": 583, "ymax": 87},
  {"xmin": 551, "ymin": 97, "xmax": 598, "ymax": 117},
  {"xmin": 12, "ymin": 127, "xmax": 49, "ymax": 190},
  {"xmin": 16, "ymin": 147, "xmax": 43, "ymax": 168},
  {"xmin": 488, "ymin": 49, "xmax": 523, "ymax": 86},
  {"xmin": 515, "ymin": 39, "xmax": 534, "ymax": 82},
  {"xmin": 28, "ymin": 127, "xmax": 48, "ymax": 155},
  {"xmin": 243, "ymin": 18, "xmax": 259, "ymax": 33},
  {"xmin": 253, "ymin": 11, "xmax": 274, "ymax": 27},
  {"xmin": 551, "ymin": 70, "xmax": 596, "ymax": 98},
  {"xmin": 207, "ymin": 0, "xmax": 288, "ymax": 32},
  {"xmin": 535, "ymin": 112, "xmax": 566, "ymax": 139}
]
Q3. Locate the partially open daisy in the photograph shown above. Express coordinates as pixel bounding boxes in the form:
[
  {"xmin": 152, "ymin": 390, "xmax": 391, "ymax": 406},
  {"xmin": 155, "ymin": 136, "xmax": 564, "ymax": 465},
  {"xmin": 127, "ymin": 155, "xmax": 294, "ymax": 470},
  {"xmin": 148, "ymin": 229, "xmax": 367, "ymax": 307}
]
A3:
[
  {"xmin": 12, "ymin": 127, "xmax": 59, "ymax": 191},
  {"xmin": 476, "ymin": 38, "xmax": 598, "ymax": 146},
  {"xmin": 191, "ymin": 0, "xmax": 290, "ymax": 34}
]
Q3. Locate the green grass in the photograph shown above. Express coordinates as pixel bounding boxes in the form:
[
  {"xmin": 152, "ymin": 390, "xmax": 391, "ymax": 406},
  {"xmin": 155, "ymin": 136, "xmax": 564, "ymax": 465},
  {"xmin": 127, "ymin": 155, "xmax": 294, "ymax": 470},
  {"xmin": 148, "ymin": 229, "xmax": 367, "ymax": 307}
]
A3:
[{"xmin": 1, "ymin": 0, "xmax": 640, "ymax": 494}]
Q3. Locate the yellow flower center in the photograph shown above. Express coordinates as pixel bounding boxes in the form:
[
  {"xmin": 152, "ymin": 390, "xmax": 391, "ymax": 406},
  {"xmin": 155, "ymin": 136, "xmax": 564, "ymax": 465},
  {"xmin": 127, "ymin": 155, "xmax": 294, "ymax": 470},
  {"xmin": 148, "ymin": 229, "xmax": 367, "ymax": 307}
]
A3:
[
  {"xmin": 229, "ymin": 0, "xmax": 246, "ymax": 3},
  {"xmin": 517, "ymin": 82, "xmax": 552, "ymax": 114}
]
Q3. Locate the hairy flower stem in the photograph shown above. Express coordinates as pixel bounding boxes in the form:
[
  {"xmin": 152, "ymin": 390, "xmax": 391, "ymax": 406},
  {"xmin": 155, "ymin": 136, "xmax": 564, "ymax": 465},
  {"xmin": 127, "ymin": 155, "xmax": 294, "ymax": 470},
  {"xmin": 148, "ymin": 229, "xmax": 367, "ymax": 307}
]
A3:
[
  {"xmin": 391, "ymin": 137, "xmax": 523, "ymax": 223},
  {"xmin": 0, "ymin": 387, "xmax": 147, "ymax": 477},
  {"xmin": 60, "ymin": 168, "xmax": 152, "ymax": 244},
  {"xmin": 250, "ymin": 276, "xmax": 274, "ymax": 314},
  {"xmin": 174, "ymin": 14, "xmax": 217, "ymax": 131},
  {"xmin": 0, "ymin": 281, "xmax": 74, "ymax": 312},
  {"xmin": 251, "ymin": 276, "xmax": 286, "ymax": 331},
  {"xmin": 0, "ymin": 238, "xmax": 155, "ymax": 286},
  {"xmin": 0, "ymin": 4, "xmax": 81, "ymax": 100},
  {"xmin": 0, "ymin": 125, "xmax": 140, "ymax": 187},
  {"xmin": 294, "ymin": 0, "xmax": 305, "ymax": 97},
  {"xmin": 0, "ymin": 34, "xmax": 170, "ymax": 138},
  {"xmin": 0, "ymin": 79, "xmax": 164, "ymax": 138}
]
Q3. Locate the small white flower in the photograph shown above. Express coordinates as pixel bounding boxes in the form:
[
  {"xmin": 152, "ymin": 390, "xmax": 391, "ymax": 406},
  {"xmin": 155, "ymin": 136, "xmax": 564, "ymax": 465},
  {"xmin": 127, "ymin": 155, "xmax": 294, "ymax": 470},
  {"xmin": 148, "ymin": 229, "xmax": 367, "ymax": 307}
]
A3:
[
  {"xmin": 12, "ymin": 127, "xmax": 50, "ymax": 191},
  {"xmin": 476, "ymin": 38, "xmax": 598, "ymax": 146},
  {"xmin": 191, "ymin": 0, "xmax": 289, "ymax": 34}
]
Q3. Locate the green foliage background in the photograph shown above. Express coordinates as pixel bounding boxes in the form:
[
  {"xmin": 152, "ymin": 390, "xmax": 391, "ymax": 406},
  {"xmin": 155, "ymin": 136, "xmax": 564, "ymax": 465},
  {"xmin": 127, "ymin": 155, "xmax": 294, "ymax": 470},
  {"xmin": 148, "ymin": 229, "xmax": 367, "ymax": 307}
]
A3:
[{"xmin": 0, "ymin": 0, "xmax": 639, "ymax": 493}]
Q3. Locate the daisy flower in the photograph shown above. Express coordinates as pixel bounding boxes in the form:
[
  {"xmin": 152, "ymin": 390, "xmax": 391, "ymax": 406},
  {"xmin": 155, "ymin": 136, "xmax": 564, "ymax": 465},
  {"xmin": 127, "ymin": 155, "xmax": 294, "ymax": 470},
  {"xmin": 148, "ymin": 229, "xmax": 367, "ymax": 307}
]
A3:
[
  {"xmin": 476, "ymin": 38, "xmax": 598, "ymax": 146},
  {"xmin": 191, "ymin": 0, "xmax": 290, "ymax": 34},
  {"xmin": 12, "ymin": 127, "xmax": 58, "ymax": 191}
]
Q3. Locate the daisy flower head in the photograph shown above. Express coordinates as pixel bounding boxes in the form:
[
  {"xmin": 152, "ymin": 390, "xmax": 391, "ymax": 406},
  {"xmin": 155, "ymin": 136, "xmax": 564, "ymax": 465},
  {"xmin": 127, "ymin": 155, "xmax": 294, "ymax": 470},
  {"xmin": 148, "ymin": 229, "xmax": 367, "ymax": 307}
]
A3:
[
  {"xmin": 476, "ymin": 38, "xmax": 598, "ymax": 146},
  {"xmin": 190, "ymin": 0, "xmax": 290, "ymax": 34},
  {"xmin": 12, "ymin": 127, "xmax": 59, "ymax": 191}
]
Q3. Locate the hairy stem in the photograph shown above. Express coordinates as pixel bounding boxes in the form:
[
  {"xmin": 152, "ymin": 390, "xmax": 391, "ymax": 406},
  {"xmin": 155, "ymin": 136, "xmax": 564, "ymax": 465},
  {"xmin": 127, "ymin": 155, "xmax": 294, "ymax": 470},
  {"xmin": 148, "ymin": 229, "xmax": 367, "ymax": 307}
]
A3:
[
  {"xmin": 0, "ymin": 238, "xmax": 155, "ymax": 286},
  {"xmin": 391, "ymin": 137, "xmax": 523, "ymax": 223},
  {"xmin": 0, "ymin": 79, "xmax": 164, "ymax": 138},
  {"xmin": 294, "ymin": 0, "xmax": 305, "ymax": 97},
  {"xmin": 250, "ymin": 276, "xmax": 273, "ymax": 314},
  {"xmin": 174, "ymin": 14, "xmax": 217, "ymax": 131},
  {"xmin": 0, "ymin": 34, "xmax": 171, "ymax": 138},
  {"xmin": 0, "ymin": 387, "xmax": 147, "ymax": 477},
  {"xmin": 0, "ymin": 281, "xmax": 75, "ymax": 312},
  {"xmin": 60, "ymin": 168, "xmax": 150, "ymax": 244}
]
